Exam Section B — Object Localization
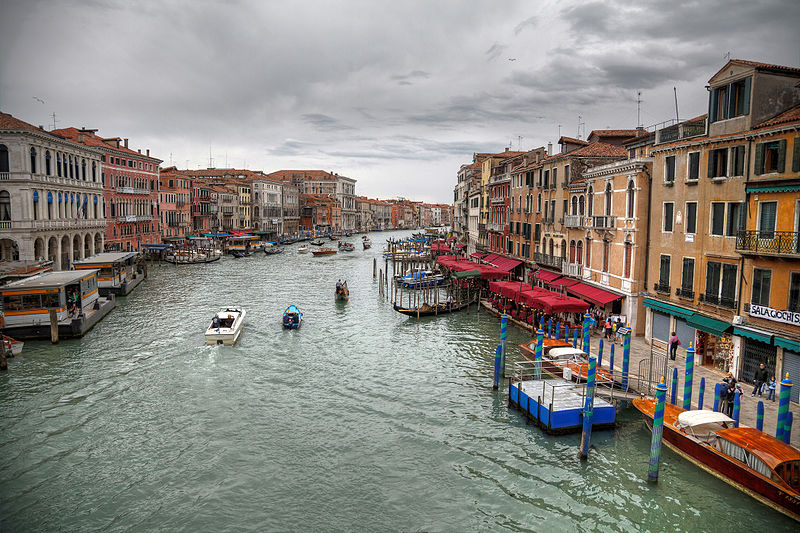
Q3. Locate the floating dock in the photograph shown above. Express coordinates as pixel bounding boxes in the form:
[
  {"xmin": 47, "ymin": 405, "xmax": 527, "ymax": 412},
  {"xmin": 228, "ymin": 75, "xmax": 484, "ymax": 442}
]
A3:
[{"xmin": 509, "ymin": 377, "xmax": 617, "ymax": 434}]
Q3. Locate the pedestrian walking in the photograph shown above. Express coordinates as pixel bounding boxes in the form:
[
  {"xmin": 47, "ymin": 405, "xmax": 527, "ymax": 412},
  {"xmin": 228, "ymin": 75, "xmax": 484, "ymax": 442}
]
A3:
[
  {"xmin": 668, "ymin": 331, "xmax": 681, "ymax": 360},
  {"xmin": 767, "ymin": 377, "xmax": 776, "ymax": 401},
  {"xmin": 752, "ymin": 363, "xmax": 769, "ymax": 397}
]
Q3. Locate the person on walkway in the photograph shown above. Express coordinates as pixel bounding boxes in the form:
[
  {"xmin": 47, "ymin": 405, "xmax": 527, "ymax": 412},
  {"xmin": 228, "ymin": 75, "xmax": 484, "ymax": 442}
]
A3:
[
  {"xmin": 668, "ymin": 331, "xmax": 681, "ymax": 360},
  {"xmin": 615, "ymin": 319, "xmax": 624, "ymax": 344},
  {"xmin": 605, "ymin": 318, "xmax": 613, "ymax": 340},
  {"xmin": 725, "ymin": 380, "xmax": 737, "ymax": 417},
  {"xmin": 767, "ymin": 377, "xmax": 777, "ymax": 401},
  {"xmin": 752, "ymin": 363, "xmax": 769, "ymax": 397}
]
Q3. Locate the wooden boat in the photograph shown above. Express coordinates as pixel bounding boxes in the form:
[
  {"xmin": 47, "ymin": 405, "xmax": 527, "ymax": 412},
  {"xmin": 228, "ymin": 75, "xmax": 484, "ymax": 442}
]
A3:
[
  {"xmin": 263, "ymin": 243, "xmax": 283, "ymax": 255},
  {"xmin": 393, "ymin": 299, "xmax": 473, "ymax": 317},
  {"xmin": 204, "ymin": 308, "xmax": 246, "ymax": 345},
  {"xmin": 335, "ymin": 282, "xmax": 349, "ymax": 301},
  {"xmin": 297, "ymin": 245, "xmax": 310, "ymax": 254},
  {"xmin": 311, "ymin": 248, "xmax": 337, "ymax": 256},
  {"xmin": 2, "ymin": 335, "xmax": 23, "ymax": 356},
  {"xmin": 633, "ymin": 398, "xmax": 800, "ymax": 521},
  {"xmin": 395, "ymin": 269, "xmax": 445, "ymax": 289},
  {"xmin": 519, "ymin": 340, "xmax": 614, "ymax": 382},
  {"xmin": 282, "ymin": 305, "xmax": 302, "ymax": 329},
  {"xmin": 164, "ymin": 249, "xmax": 222, "ymax": 264},
  {"xmin": 362, "ymin": 237, "xmax": 372, "ymax": 250},
  {"xmin": 310, "ymin": 239, "xmax": 325, "ymax": 246},
  {"xmin": 338, "ymin": 242, "xmax": 355, "ymax": 252},
  {"xmin": 230, "ymin": 250, "xmax": 254, "ymax": 258}
]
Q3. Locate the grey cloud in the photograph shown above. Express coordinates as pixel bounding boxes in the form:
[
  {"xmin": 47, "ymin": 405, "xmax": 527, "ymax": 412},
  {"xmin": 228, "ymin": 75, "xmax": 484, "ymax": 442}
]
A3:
[
  {"xmin": 302, "ymin": 114, "xmax": 355, "ymax": 132},
  {"xmin": 514, "ymin": 16, "xmax": 537, "ymax": 35},
  {"xmin": 485, "ymin": 42, "xmax": 507, "ymax": 61}
]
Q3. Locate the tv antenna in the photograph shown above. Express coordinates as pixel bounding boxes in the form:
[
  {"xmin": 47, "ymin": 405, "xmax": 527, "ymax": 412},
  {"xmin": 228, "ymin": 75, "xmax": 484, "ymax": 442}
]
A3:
[
  {"xmin": 517, "ymin": 135, "xmax": 523, "ymax": 150},
  {"xmin": 208, "ymin": 147, "xmax": 214, "ymax": 168},
  {"xmin": 51, "ymin": 112, "xmax": 58, "ymax": 131},
  {"xmin": 577, "ymin": 115, "xmax": 585, "ymax": 140},
  {"xmin": 558, "ymin": 124, "xmax": 562, "ymax": 138},
  {"xmin": 637, "ymin": 91, "xmax": 643, "ymax": 128}
]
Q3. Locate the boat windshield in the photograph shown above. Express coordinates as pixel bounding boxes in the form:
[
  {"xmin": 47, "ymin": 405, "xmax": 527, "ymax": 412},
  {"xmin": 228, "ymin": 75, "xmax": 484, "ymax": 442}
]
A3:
[{"xmin": 717, "ymin": 438, "xmax": 773, "ymax": 479}]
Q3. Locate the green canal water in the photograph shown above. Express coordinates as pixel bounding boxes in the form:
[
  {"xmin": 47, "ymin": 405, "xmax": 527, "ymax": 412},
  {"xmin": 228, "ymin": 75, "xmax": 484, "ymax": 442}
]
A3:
[{"xmin": 0, "ymin": 230, "xmax": 795, "ymax": 532}]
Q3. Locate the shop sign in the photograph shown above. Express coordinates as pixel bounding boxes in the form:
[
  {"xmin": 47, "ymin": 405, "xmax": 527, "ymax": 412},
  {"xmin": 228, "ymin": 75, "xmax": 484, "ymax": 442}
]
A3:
[{"xmin": 749, "ymin": 304, "xmax": 800, "ymax": 327}]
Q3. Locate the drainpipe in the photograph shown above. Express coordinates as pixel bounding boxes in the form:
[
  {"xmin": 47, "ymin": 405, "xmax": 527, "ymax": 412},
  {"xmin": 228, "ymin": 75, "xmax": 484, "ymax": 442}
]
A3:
[
  {"xmin": 643, "ymin": 164, "xmax": 652, "ymax": 295},
  {"xmin": 737, "ymin": 137, "xmax": 753, "ymax": 318}
]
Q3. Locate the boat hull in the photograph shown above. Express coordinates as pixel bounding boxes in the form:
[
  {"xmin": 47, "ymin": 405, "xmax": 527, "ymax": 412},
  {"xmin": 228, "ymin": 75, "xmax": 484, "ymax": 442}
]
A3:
[
  {"xmin": 633, "ymin": 399, "xmax": 800, "ymax": 522},
  {"xmin": 204, "ymin": 309, "xmax": 246, "ymax": 346},
  {"xmin": 393, "ymin": 300, "xmax": 472, "ymax": 317}
]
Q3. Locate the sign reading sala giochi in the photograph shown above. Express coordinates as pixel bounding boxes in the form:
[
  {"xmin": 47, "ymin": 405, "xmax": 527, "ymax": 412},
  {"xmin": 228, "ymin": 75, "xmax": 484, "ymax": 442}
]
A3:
[{"xmin": 749, "ymin": 304, "xmax": 800, "ymax": 327}]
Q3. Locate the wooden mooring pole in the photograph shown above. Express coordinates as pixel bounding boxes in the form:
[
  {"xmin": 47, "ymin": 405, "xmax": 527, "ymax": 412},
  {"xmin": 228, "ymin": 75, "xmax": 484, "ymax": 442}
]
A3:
[{"xmin": 49, "ymin": 309, "xmax": 59, "ymax": 343}]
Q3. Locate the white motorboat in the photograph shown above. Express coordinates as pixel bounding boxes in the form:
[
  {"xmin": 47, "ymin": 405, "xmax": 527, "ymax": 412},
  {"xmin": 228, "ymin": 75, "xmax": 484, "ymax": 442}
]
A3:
[
  {"xmin": 298, "ymin": 245, "xmax": 310, "ymax": 254},
  {"xmin": 204, "ymin": 308, "xmax": 246, "ymax": 345}
]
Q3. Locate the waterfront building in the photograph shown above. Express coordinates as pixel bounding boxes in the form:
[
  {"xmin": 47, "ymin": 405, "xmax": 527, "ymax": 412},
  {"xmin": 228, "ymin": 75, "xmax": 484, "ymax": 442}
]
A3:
[
  {"xmin": 369, "ymin": 199, "xmax": 392, "ymax": 230},
  {"xmin": 280, "ymin": 181, "xmax": 300, "ymax": 236},
  {"xmin": 300, "ymin": 194, "xmax": 341, "ymax": 232},
  {"xmin": 479, "ymin": 149, "xmax": 525, "ymax": 252},
  {"xmin": 209, "ymin": 184, "xmax": 239, "ymax": 231},
  {"xmin": 159, "ymin": 167, "xmax": 192, "ymax": 240},
  {"xmin": 0, "ymin": 112, "xmax": 105, "ymax": 270},
  {"xmin": 191, "ymin": 181, "xmax": 213, "ymax": 234},
  {"xmin": 508, "ymin": 147, "xmax": 548, "ymax": 280},
  {"xmin": 643, "ymin": 59, "xmax": 800, "ymax": 387},
  {"xmin": 53, "ymin": 128, "xmax": 161, "ymax": 252},
  {"xmin": 267, "ymin": 170, "xmax": 357, "ymax": 231},
  {"xmin": 453, "ymin": 160, "xmax": 482, "ymax": 242},
  {"xmin": 355, "ymin": 196, "xmax": 375, "ymax": 232},
  {"xmin": 488, "ymin": 151, "xmax": 527, "ymax": 254},
  {"xmin": 466, "ymin": 187, "xmax": 481, "ymax": 256},
  {"xmin": 251, "ymin": 177, "xmax": 284, "ymax": 239}
]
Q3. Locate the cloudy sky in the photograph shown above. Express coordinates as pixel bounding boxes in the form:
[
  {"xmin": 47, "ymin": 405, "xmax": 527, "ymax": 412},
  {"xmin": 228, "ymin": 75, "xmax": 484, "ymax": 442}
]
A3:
[{"xmin": 2, "ymin": 0, "xmax": 799, "ymax": 203}]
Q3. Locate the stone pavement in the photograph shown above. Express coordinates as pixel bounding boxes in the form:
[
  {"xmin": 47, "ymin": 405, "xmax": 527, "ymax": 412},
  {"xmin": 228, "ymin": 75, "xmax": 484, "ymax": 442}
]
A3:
[{"xmin": 587, "ymin": 331, "xmax": 800, "ymax": 449}]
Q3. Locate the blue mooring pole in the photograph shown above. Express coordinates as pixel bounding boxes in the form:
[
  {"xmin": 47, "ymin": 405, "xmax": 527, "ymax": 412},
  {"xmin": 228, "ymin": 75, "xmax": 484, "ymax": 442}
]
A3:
[
  {"xmin": 500, "ymin": 314, "xmax": 509, "ymax": 379},
  {"xmin": 493, "ymin": 344, "xmax": 502, "ymax": 390},
  {"xmin": 622, "ymin": 330, "xmax": 631, "ymax": 390},
  {"xmin": 573, "ymin": 328, "xmax": 578, "ymax": 349},
  {"xmin": 578, "ymin": 356, "xmax": 597, "ymax": 460},
  {"xmin": 583, "ymin": 314, "xmax": 591, "ymax": 355},
  {"xmin": 733, "ymin": 390, "xmax": 741, "ymax": 427},
  {"xmin": 563, "ymin": 323, "xmax": 568, "ymax": 343},
  {"xmin": 670, "ymin": 367, "xmax": 678, "ymax": 405},
  {"xmin": 682, "ymin": 343, "xmax": 695, "ymax": 410},
  {"xmin": 535, "ymin": 329, "xmax": 544, "ymax": 381},
  {"xmin": 776, "ymin": 374, "xmax": 793, "ymax": 443},
  {"xmin": 698, "ymin": 377, "xmax": 705, "ymax": 410},
  {"xmin": 648, "ymin": 379, "xmax": 668, "ymax": 482},
  {"xmin": 609, "ymin": 343, "xmax": 615, "ymax": 377},
  {"xmin": 598, "ymin": 339, "xmax": 604, "ymax": 368},
  {"xmin": 785, "ymin": 412, "xmax": 793, "ymax": 443},
  {"xmin": 548, "ymin": 318, "xmax": 552, "ymax": 339},
  {"xmin": 713, "ymin": 382, "xmax": 721, "ymax": 412},
  {"xmin": 756, "ymin": 401, "xmax": 764, "ymax": 432}
]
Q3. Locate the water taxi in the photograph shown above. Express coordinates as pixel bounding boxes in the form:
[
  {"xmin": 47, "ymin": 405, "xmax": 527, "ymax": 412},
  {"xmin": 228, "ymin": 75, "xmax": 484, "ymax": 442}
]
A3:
[
  {"xmin": 338, "ymin": 242, "xmax": 355, "ymax": 252},
  {"xmin": 362, "ymin": 236, "xmax": 372, "ymax": 249},
  {"xmin": 310, "ymin": 239, "xmax": 325, "ymax": 246},
  {"xmin": 282, "ymin": 305, "xmax": 302, "ymax": 329},
  {"xmin": 0, "ymin": 270, "xmax": 115, "ymax": 339},
  {"xmin": 311, "ymin": 248, "xmax": 337, "ymax": 256},
  {"xmin": 519, "ymin": 341, "xmax": 614, "ymax": 382},
  {"xmin": 633, "ymin": 398, "xmax": 800, "ymax": 521},
  {"xmin": 2, "ymin": 335, "xmax": 23, "ymax": 356},
  {"xmin": 297, "ymin": 245, "xmax": 310, "ymax": 254},
  {"xmin": 73, "ymin": 251, "xmax": 142, "ymax": 296},
  {"xmin": 227, "ymin": 235, "xmax": 261, "ymax": 254},
  {"xmin": 204, "ymin": 308, "xmax": 246, "ymax": 345}
]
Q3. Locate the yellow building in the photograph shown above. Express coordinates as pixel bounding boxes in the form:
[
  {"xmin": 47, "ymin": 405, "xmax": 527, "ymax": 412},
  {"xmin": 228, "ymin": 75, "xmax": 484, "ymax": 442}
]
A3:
[{"xmin": 237, "ymin": 181, "xmax": 251, "ymax": 230}]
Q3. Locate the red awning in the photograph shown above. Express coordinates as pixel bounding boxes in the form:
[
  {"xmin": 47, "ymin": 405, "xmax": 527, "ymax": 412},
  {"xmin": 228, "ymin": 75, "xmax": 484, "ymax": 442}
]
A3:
[
  {"xmin": 470, "ymin": 252, "xmax": 486, "ymax": 259},
  {"xmin": 535, "ymin": 270, "xmax": 561, "ymax": 282},
  {"xmin": 566, "ymin": 282, "xmax": 622, "ymax": 306},
  {"xmin": 430, "ymin": 242, "xmax": 449, "ymax": 252},
  {"xmin": 483, "ymin": 253, "xmax": 500, "ymax": 263},
  {"xmin": 488, "ymin": 256, "xmax": 523, "ymax": 272},
  {"xmin": 539, "ymin": 294, "xmax": 590, "ymax": 314},
  {"xmin": 454, "ymin": 243, "xmax": 466, "ymax": 249},
  {"xmin": 548, "ymin": 278, "xmax": 580, "ymax": 288},
  {"xmin": 517, "ymin": 287, "xmax": 552, "ymax": 307}
]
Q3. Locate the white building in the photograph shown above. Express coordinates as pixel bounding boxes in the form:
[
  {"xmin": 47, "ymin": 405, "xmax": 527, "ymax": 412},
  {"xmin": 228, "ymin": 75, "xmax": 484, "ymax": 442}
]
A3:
[
  {"xmin": 335, "ymin": 175, "xmax": 357, "ymax": 231},
  {"xmin": 251, "ymin": 178, "xmax": 284, "ymax": 237},
  {"xmin": 0, "ymin": 112, "xmax": 106, "ymax": 270}
]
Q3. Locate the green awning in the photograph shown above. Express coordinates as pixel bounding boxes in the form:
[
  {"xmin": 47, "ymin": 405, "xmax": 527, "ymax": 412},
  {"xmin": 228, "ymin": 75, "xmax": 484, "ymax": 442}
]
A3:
[
  {"xmin": 643, "ymin": 298, "xmax": 695, "ymax": 319},
  {"xmin": 745, "ymin": 184, "xmax": 800, "ymax": 194},
  {"xmin": 687, "ymin": 314, "xmax": 732, "ymax": 337},
  {"xmin": 733, "ymin": 326, "xmax": 773, "ymax": 345},
  {"xmin": 452, "ymin": 270, "xmax": 481, "ymax": 279},
  {"xmin": 774, "ymin": 336, "xmax": 800, "ymax": 352},
  {"xmin": 163, "ymin": 237, "xmax": 185, "ymax": 242}
]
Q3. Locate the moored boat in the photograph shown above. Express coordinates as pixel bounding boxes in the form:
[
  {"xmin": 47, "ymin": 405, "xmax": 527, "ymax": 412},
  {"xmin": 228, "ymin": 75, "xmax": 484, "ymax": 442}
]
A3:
[
  {"xmin": 310, "ymin": 239, "xmax": 325, "ymax": 246},
  {"xmin": 2, "ymin": 335, "xmax": 23, "ymax": 356},
  {"xmin": 519, "ymin": 341, "xmax": 614, "ymax": 382},
  {"xmin": 395, "ymin": 269, "xmax": 445, "ymax": 288},
  {"xmin": 633, "ymin": 397, "xmax": 800, "ymax": 522},
  {"xmin": 282, "ymin": 305, "xmax": 302, "ymax": 329},
  {"xmin": 393, "ymin": 298, "xmax": 475, "ymax": 317},
  {"xmin": 204, "ymin": 308, "xmax": 246, "ymax": 345},
  {"xmin": 311, "ymin": 248, "xmax": 337, "ymax": 256}
]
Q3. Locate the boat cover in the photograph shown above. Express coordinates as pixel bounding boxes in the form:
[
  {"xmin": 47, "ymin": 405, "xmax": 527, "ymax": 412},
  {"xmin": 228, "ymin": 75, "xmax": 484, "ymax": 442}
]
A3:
[
  {"xmin": 676, "ymin": 410, "xmax": 734, "ymax": 428},
  {"xmin": 547, "ymin": 347, "xmax": 588, "ymax": 361}
]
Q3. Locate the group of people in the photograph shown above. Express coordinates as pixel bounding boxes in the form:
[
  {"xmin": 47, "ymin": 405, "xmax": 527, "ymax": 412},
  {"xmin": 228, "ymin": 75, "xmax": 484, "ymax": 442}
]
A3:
[
  {"xmin": 719, "ymin": 363, "xmax": 778, "ymax": 417},
  {"xmin": 603, "ymin": 317, "xmax": 626, "ymax": 345}
]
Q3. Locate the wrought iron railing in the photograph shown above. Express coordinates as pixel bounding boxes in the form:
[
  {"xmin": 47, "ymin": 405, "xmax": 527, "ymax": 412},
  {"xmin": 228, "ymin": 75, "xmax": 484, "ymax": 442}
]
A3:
[
  {"xmin": 654, "ymin": 282, "xmax": 670, "ymax": 294},
  {"xmin": 736, "ymin": 230, "xmax": 800, "ymax": 255},
  {"xmin": 676, "ymin": 287, "xmax": 694, "ymax": 299},
  {"xmin": 592, "ymin": 215, "xmax": 616, "ymax": 229},
  {"xmin": 700, "ymin": 293, "xmax": 737, "ymax": 309},
  {"xmin": 534, "ymin": 252, "xmax": 563, "ymax": 270}
]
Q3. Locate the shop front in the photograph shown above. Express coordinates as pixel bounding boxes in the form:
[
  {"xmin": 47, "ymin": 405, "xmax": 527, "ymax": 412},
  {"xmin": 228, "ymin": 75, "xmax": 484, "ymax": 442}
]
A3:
[
  {"xmin": 687, "ymin": 313, "xmax": 734, "ymax": 373},
  {"xmin": 734, "ymin": 326, "xmax": 777, "ymax": 384}
]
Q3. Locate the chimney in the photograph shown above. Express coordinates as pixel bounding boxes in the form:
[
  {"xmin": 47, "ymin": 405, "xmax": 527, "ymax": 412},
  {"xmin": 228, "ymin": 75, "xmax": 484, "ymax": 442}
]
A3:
[
  {"xmin": 138, "ymin": 149, "xmax": 141, "ymax": 153},
  {"xmin": 146, "ymin": 149, "xmax": 150, "ymax": 157},
  {"xmin": 78, "ymin": 133, "xmax": 84, "ymax": 143},
  {"xmin": 124, "ymin": 138, "xmax": 129, "ymax": 148},
  {"xmin": 547, "ymin": 142, "xmax": 552, "ymax": 156},
  {"xmin": 38, "ymin": 125, "xmax": 44, "ymax": 130}
]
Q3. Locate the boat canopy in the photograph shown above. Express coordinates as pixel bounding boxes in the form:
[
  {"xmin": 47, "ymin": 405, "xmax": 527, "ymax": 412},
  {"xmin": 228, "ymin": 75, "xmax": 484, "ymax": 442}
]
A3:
[
  {"xmin": 547, "ymin": 347, "xmax": 587, "ymax": 361},
  {"xmin": 676, "ymin": 410, "xmax": 734, "ymax": 428}
]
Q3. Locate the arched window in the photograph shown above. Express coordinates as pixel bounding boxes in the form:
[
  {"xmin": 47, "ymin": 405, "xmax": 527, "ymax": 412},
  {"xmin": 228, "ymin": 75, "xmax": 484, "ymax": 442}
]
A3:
[
  {"xmin": 110, "ymin": 199, "xmax": 115, "ymax": 217},
  {"xmin": 587, "ymin": 186, "xmax": 594, "ymax": 216},
  {"xmin": 569, "ymin": 240, "xmax": 576, "ymax": 262},
  {"xmin": 548, "ymin": 238, "xmax": 554, "ymax": 257},
  {"xmin": 571, "ymin": 196, "xmax": 578, "ymax": 216},
  {"xmin": 0, "ymin": 144, "xmax": 9, "ymax": 173},
  {"xmin": 68, "ymin": 155, "xmax": 74, "ymax": 179},
  {"xmin": 0, "ymin": 190, "xmax": 10, "ymax": 220},
  {"xmin": 605, "ymin": 182, "xmax": 612, "ymax": 216},
  {"xmin": 92, "ymin": 161, "xmax": 97, "ymax": 181},
  {"xmin": 45, "ymin": 151, "xmax": 52, "ymax": 175},
  {"xmin": 560, "ymin": 239, "xmax": 567, "ymax": 261},
  {"xmin": 56, "ymin": 153, "xmax": 62, "ymax": 177},
  {"xmin": 30, "ymin": 147, "xmax": 37, "ymax": 174},
  {"xmin": 576, "ymin": 240, "xmax": 583, "ymax": 265},
  {"xmin": 603, "ymin": 240, "xmax": 610, "ymax": 272},
  {"xmin": 585, "ymin": 237, "xmax": 592, "ymax": 268},
  {"xmin": 537, "ymin": 193, "xmax": 542, "ymax": 213},
  {"xmin": 624, "ymin": 242, "xmax": 632, "ymax": 278},
  {"xmin": 81, "ymin": 159, "xmax": 87, "ymax": 180},
  {"xmin": 579, "ymin": 195, "xmax": 585, "ymax": 216},
  {"xmin": 626, "ymin": 181, "xmax": 635, "ymax": 218}
]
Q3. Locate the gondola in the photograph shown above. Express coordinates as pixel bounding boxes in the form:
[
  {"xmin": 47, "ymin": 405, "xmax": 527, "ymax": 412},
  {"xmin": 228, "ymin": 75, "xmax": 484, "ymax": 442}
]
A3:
[
  {"xmin": 335, "ymin": 282, "xmax": 349, "ymax": 301},
  {"xmin": 230, "ymin": 250, "xmax": 253, "ymax": 258},
  {"xmin": 392, "ymin": 300, "xmax": 472, "ymax": 317},
  {"xmin": 282, "ymin": 305, "xmax": 302, "ymax": 329}
]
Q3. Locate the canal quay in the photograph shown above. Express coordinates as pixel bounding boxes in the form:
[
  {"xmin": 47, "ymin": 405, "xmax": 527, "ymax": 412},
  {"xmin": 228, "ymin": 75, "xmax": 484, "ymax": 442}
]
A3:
[{"xmin": 0, "ymin": 231, "xmax": 796, "ymax": 532}]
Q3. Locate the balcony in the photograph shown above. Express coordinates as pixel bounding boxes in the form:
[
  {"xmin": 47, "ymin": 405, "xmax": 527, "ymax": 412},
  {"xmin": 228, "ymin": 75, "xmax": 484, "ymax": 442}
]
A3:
[
  {"xmin": 534, "ymin": 252, "xmax": 563, "ymax": 270},
  {"xmin": 676, "ymin": 287, "xmax": 694, "ymax": 300},
  {"xmin": 592, "ymin": 215, "xmax": 616, "ymax": 230},
  {"xmin": 542, "ymin": 216, "xmax": 555, "ymax": 225},
  {"xmin": 117, "ymin": 215, "xmax": 153, "ymax": 223},
  {"xmin": 564, "ymin": 215, "xmax": 584, "ymax": 228},
  {"xmin": 2, "ymin": 218, "xmax": 106, "ymax": 230},
  {"xmin": 115, "ymin": 186, "xmax": 150, "ymax": 195},
  {"xmin": 562, "ymin": 262, "xmax": 583, "ymax": 277},
  {"xmin": 478, "ymin": 223, "xmax": 486, "ymax": 233},
  {"xmin": 487, "ymin": 222, "xmax": 505, "ymax": 233},
  {"xmin": 736, "ymin": 230, "xmax": 800, "ymax": 257},
  {"xmin": 490, "ymin": 196, "xmax": 506, "ymax": 205},
  {"xmin": 654, "ymin": 282, "xmax": 671, "ymax": 294},
  {"xmin": 0, "ymin": 172, "xmax": 9, "ymax": 180},
  {"xmin": 699, "ymin": 293, "xmax": 737, "ymax": 309}
]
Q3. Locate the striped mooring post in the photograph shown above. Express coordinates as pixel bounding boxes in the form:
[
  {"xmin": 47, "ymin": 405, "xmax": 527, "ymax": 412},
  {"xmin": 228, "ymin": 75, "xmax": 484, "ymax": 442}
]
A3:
[
  {"xmin": 713, "ymin": 382, "xmax": 721, "ymax": 412},
  {"xmin": 682, "ymin": 343, "xmax": 695, "ymax": 410},
  {"xmin": 499, "ymin": 314, "xmax": 509, "ymax": 379},
  {"xmin": 535, "ymin": 329, "xmax": 544, "ymax": 380},
  {"xmin": 583, "ymin": 314, "xmax": 591, "ymax": 354},
  {"xmin": 564, "ymin": 323, "xmax": 569, "ymax": 343},
  {"xmin": 622, "ymin": 330, "xmax": 631, "ymax": 390},
  {"xmin": 609, "ymin": 343, "xmax": 615, "ymax": 377},
  {"xmin": 648, "ymin": 379, "xmax": 668, "ymax": 482},
  {"xmin": 785, "ymin": 412, "xmax": 794, "ymax": 443},
  {"xmin": 756, "ymin": 401, "xmax": 764, "ymax": 432},
  {"xmin": 733, "ymin": 390, "xmax": 741, "ymax": 427},
  {"xmin": 776, "ymin": 374, "xmax": 793, "ymax": 443},
  {"xmin": 698, "ymin": 377, "xmax": 705, "ymax": 410},
  {"xmin": 578, "ymin": 355, "xmax": 597, "ymax": 460},
  {"xmin": 573, "ymin": 328, "xmax": 578, "ymax": 349},
  {"xmin": 670, "ymin": 367, "xmax": 678, "ymax": 405},
  {"xmin": 548, "ymin": 318, "xmax": 553, "ymax": 339},
  {"xmin": 493, "ymin": 344, "xmax": 502, "ymax": 390},
  {"xmin": 597, "ymin": 339, "xmax": 604, "ymax": 367}
]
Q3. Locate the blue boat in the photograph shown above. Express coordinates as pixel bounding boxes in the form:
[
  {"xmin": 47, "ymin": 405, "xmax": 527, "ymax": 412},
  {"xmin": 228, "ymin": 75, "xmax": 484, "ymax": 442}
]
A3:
[
  {"xmin": 282, "ymin": 305, "xmax": 302, "ymax": 329},
  {"xmin": 395, "ymin": 269, "xmax": 445, "ymax": 288}
]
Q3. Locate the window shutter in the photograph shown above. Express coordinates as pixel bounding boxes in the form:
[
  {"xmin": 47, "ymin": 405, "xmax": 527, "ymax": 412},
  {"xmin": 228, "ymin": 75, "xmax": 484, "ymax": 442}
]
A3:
[
  {"xmin": 742, "ymin": 77, "xmax": 751, "ymax": 115},
  {"xmin": 709, "ymin": 90, "xmax": 718, "ymax": 123},
  {"xmin": 794, "ymin": 138, "xmax": 800, "ymax": 173},
  {"xmin": 754, "ymin": 143, "xmax": 764, "ymax": 175},
  {"xmin": 707, "ymin": 151, "xmax": 714, "ymax": 178},
  {"xmin": 776, "ymin": 139, "xmax": 787, "ymax": 173}
]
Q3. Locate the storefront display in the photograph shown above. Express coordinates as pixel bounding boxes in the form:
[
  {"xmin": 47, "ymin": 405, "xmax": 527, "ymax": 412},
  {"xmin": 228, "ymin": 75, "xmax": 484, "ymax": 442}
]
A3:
[{"xmin": 695, "ymin": 331, "xmax": 733, "ymax": 373}]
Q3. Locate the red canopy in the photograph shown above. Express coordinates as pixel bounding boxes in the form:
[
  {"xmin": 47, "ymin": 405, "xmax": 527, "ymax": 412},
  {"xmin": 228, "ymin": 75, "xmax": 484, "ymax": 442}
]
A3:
[
  {"xmin": 431, "ymin": 242, "xmax": 450, "ymax": 252},
  {"xmin": 483, "ymin": 253, "xmax": 501, "ymax": 263},
  {"xmin": 437, "ymin": 256, "xmax": 508, "ymax": 279},
  {"xmin": 535, "ymin": 270, "xmax": 561, "ymax": 282},
  {"xmin": 566, "ymin": 282, "xmax": 622, "ymax": 306},
  {"xmin": 487, "ymin": 256, "xmax": 523, "ymax": 272},
  {"xmin": 489, "ymin": 281, "xmax": 533, "ymax": 299},
  {"xmin": 548, "ymin": 278, "xmax": 580, "ymax": 288},
  {"xmin": 516, "ymin": 287, "xmax": 552, "ymax": 306},
  {"xmin": 470, "ymin": 252, "xmax": 486, "ymax": 259},
  {"xmin": 538, "ymin": 294, "xmax": 590, "ymax": 314}
]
